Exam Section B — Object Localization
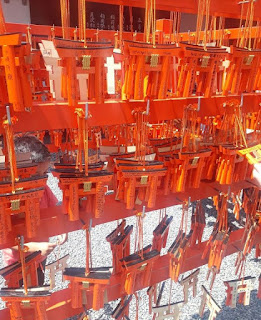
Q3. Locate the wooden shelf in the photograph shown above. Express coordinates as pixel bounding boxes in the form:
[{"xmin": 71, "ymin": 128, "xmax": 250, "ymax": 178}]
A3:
[
  {"xmin": 0, "ymin": 94, "xmax": 260, "ymax": 134},
  {"xmin": 0, "ymin": 179, "xmax": 255, "ymax": 250}
]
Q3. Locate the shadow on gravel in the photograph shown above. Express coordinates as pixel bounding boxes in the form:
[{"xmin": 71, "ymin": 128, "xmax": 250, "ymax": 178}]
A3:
[
  {"xmin": 190, "ymin": 290, "xmax": 261, "ymax": 320},
  {"xmin": 67, "ymin": 303, "xmax": 113, "ymax": 320},
  {"xmin": 250, "ymin": 256, "xmax": 261, "ymax": 263},
  {"xmin": 200, "ymin": 197, "xmax": 245, "ymax": 231}
]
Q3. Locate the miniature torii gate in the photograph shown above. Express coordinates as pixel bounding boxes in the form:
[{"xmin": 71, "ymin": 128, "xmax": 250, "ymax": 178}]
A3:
[
  {"xmin": 179, "ymin": 268, "xmax": 200, "ymax": 303},
  {"xmin": 45, "ymin": 254, "xmax": 69, "ymax": 289},
  {"xmin": 55, "ymin": 41, "xmax": 113, "ymax": 105},
  {"xmin": 63, "ymin": 267, "xmax": 111, "ymax": 311},
  {"xmin": 0, "ymin": 288, "xmax": 51, "ymax": 320},
  {"xmin": 152, "ymin": 301, "xmax": 184, "ymax": 320},
  {"xmin": 0, "ymin": 251, "xmax": 43, "ymax": 288},
  {"xmin": 116, "ymin": 163, "xmax": 167, "ymax": 210},
  {"xmin": 152, "ymin": 215, "xmax": 173, "ymax": 252},
  {"xmin": 121, "ymin": 247, "xmax": 160, "ymax": 295},
  {"xmin": 0, "ymin": 33, "xmax": 33, "ymax": 112},
  {"xmin": 223, "ymin": 47, "xmax": 261, "ymax": 96},
  {"xmin": 199, "ymin": 286, "xmax": 221, "ymax": 320},
  {"xmin": 106, "ymin": 220, "xmax": 133, "ymax": 274},
  {"xmin": 224, "ymin": 276, "xmax": 255, "ymax": 308},
  {"xmin": 177, "ymin": 43, "xmax": 228, "ymax": 98},
  {"xmin": 59, "ymin": 171, "xmax": 113, "ymax": 221},
  {"xmin": 122, "ymin": 41, "xmax": 180, "ymax": 100}
]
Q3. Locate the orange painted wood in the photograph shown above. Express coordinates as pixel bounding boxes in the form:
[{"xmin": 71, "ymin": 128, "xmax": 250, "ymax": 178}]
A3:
[
  {"xmin": 0, "ymin": 179, "xmax": 254, "ymax": 250},
  {"xmin": 0, "ymin": 95, "xmax": 259, "ymax": 134}
]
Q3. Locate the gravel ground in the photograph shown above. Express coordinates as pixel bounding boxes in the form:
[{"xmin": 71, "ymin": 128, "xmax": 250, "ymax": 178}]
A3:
[{"xmin": 0, "ymin": 173, "xmax": 260, "ymax": 319}]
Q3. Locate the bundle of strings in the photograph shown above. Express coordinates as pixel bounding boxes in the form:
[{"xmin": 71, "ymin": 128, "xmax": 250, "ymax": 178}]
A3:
[
  {"xmin": 217, "ymin": 16, "xmax": 225, "ymax": 47},
  {"xmin": 195, "ymin": 0, "xmax": 211, "ymax": 50},
  {"xmin": 217, "ymin": 100, "xmax": 247, "ymax": 148},
  {"xmin": 60, "ymin": 0, "xmax": 70, "ymax": 39},
  {"xmin": 237, "ymin": 0, "xmax": 255, "ymax": 49},
  {"xmin": 180, "ymin": 104, "xmax": 200, "ymax": 152},
  {"xmin": 206, "ymin": 16, "xmax": 225, "ymax": 46},
  {"xmin": 134, "ymin": 110, "xmax": 149, "ymax": 165},
  {"xmin": 207, "ymin": 16, "xmax": 217, "ymax": 44},
  {"xmin": 144, "ymin": 0, "xmax": 156, "ymax": 45},
  {"xmin": 78, "ymin": 0, "xmax": 86, "ymax": 45},
  {"xmin": 170, "ymin": 11, "xmax": 181, "ymax": 43},
  {"xmin": 216, "ymin": 194, "xmax": 229, "ymax": 232}
]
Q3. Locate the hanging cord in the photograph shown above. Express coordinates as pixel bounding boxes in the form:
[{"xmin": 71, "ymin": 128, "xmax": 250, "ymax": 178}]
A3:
[
  {"xmin": 217, "ymin": 194, "xmax": 229, "ymax": 232},
  {"xmin": 50, "ymin": 24, "xmax": 56, "ymax": 40},
  {"xmin": 135, "ymin": 206, "xmax": 146, "ymax": 258},
  {"xmin": 78, "ymin": 0, "xmax": 86, "ymax": 46},
  {"xmin": 181, "ymin": 199, "xmax": 190, "ymax": 236},
  {"xmin": 171, "ymin": 12, "xmax": 181, "ymax": 43},
  {"xmin": 134, "ymin": 292, "xmax": 139, "ymax": 320},
  {"xmin": 218, "ymin": 16, "xmax": 225, "ymax": 47},
  {"xmin": 75, "ymin": 110, "xmax": 84, "ymax": 172},
  {"xmin": 242, "ymin": 3, "xmax": 251, "ymax": 48},
  {"xmin": 129, "ymin": 6, "xmax": 134, "ymax": 33},
  {"xmin": 208, "ymin": 15, "xmax": 217, "ymax": 44},
  {"xmin": 217, "ymin": 100, "xmax": 247, "ymax": 147},
  {"xmin": 239, "ymin": 0, "xmax": 255, "ymax": 49},
  {"xmin": 247, "ymin": 0, "xmax": 255, "ymax": 49},
  {"xmin": 237, "ymin": 1, "xmax": 245, "ymax": 47},
  {"xmin": 170, "ymin": 11, "xmax": 175, "ymax": 34},
  {"xmin": 203, "ymin": 0, "xmax": 211, "ymax": 50},
  {"xmin": 152, "ymin": 0, "xmax": 156, "ymax": 46},
  {"xmin": 17, "ymin": 236, "xmax": 28, "ymax": 295},
  {"xmin": 144, "ymin": 0, "xmax": 156, "ymax": 44},
  {"xmin": 133, "ymin": 108, "xmax": 149, "ymax": 164},
  {"xmin": 78, "ymin": 0, "xmax": 83, "ymax": 41},
  {"xmin": 3, "ymin": 107, "xmax": 19, "ymax": 194},
  {"xmin": 85, "ymin": 219, "xmax": 92, "ymax": 275},
  {"xmin": 195, "ymin": 0, "xmax": 205, "ymax": 45},
  {"xmin": 75, "ymin": 105, "xmax": 89, "ymax": 175},
  {"xmin": 180, "ymin": 105, "xmax": 188, "ymax": 152},
  {"xmin": 239, "ymin": 0, "xmax": 254, "ymax": 48},
  {"xmin": 177, "ymin": 13, "xmax": 181, "ymax": 38},
  {"xmin": 180, "ymin": 104, "xmax": 198, "ymax": 152},
  {"xmin": 119, "ymin": 5, "xmax": 124, "ymax": 47},
  {"xmin": 144, "ymin": 0, "xmax": 148, "ymax": 42},
  {"xmin": 60, "ymin": 0, "xmax": 70, "ymax": 39},
  {"xmin": 213, "ymin": 16, "xmax": 217, "ymax": 44},
  {"xmin": 152, "ymin": 281, "xmax": 166, "ymax": 320}
]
